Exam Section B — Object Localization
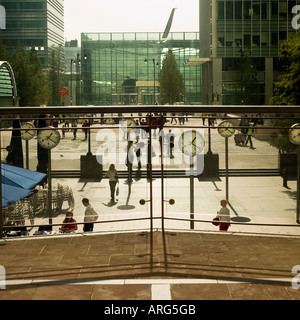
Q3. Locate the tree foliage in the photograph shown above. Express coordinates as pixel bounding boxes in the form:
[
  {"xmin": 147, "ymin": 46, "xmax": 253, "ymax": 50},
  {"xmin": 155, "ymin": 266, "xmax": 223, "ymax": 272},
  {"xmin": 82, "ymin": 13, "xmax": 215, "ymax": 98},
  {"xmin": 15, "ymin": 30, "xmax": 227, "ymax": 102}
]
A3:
[
  {"xmin": 269, "ymin": 34, "xmax": 300, "ymax": 153},
  {"xmin": 9, "ymin": 47, "xmax": 49, "ymax": 106},
  {"xmin": 270, "ymin": 34, "xmax": 300, "ymax": 106},
  {"xmin": 159, "ymin": 49, "xmax": 184, "ymax": 105}
]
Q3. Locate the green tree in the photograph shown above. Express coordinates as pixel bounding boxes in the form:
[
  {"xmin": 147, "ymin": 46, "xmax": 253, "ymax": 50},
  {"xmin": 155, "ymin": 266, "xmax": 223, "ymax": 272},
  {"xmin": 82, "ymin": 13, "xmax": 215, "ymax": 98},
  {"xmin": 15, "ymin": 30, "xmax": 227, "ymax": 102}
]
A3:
[
  {"xmin": 270, "ymin": 34, "xmax": 300, "ymax": 106},
  {"xmin": 269, "ymin": 34, "xmax": 300, "ymax": 153},
  {"xmin": 0, "ymin": 36, "xmax": 8, "ymax": 61},
  {"xmin": 9, "ymin": 47, "xmax": 49, "ymax": 106},
  {"xmin": 159, "ymin": 49, "xmax": 184, "ymax": 105}
]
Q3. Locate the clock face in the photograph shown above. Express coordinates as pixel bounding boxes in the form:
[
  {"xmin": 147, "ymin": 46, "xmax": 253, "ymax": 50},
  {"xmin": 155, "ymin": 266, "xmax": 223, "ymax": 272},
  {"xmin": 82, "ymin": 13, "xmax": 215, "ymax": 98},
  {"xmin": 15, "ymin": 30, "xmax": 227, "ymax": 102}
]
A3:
[
  {"xmin": 179, "ymin": 130, "xmax": 205, "ymax": 157},
  {"xmin": 289, "ymin": 123, "xmax": 300, "ymax": 145},
  {"xmin": 126, "ymin": 119, "xmax": 136, "ymax": 131},
  {"xmin": 21, "ymin": 122, "xmax": 36, "ymax": 141},
  {"xmin": 218, "ymin": 120, "xmax": 235, "ymax": 137},
  {"xmin": 37, "ymin": 126, "xmax": 61, "ymax": 149}
]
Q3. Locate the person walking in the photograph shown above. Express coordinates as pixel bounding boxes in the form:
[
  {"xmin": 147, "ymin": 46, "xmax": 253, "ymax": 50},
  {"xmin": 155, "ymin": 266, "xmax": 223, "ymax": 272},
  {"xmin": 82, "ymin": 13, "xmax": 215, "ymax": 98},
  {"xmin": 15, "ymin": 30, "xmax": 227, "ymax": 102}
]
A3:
[
  {"xmin": 82, "ymin": 120, "xmax": 89, "ymax": 141},
  {"xmin": 217, "ymin": 199, "xmax": 230, "ymax": 231},
  {"xmin": 72, "ymin": 121, "xmax": 77, "ymax": 140},
  {"xmin": 245, "ymin": 125, "xmax": 254, "ymax": 149},
  {"xmin": 166, "ymin": 129, "xmax": 175, "ymax": 158},
  {"xmin": 134, "ymin": 138, "xmax": 143, "ymax": 170},
  {"xmin": 105, "ymin": 164, "xmax": 119, "ymax": 202},
  {"xmin": 82, "ymin": 198, "xmax": 98, "ymax": 232},
  {"xmin": 170, "ymin": 112, "xmax": 177, "ymax": 124},
  {"xmin": 62, "ymin": 124, "xmax": 67, "ymax": 139}
]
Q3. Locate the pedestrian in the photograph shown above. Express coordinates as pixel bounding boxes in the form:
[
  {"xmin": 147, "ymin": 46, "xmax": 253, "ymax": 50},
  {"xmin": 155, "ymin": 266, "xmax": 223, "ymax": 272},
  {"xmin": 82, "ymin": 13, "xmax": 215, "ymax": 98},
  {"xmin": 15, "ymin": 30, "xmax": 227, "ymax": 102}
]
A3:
[
  {"xmin": 72, "ymin": 121, "xmax": 77, "ymax": 140},
  {"xmin": 152, "ymin": 118, "xmax": 158, "ymax": 138},
  {"xmin": 245, "ymin": 125, "xmax": 254, "ymax": 149},
  {"xmin": 202, "ymin": 113, "xmax": 206, "ymax": 125},
  {"xmin": 62, "ymin": 124, "xmax": 67, "ymax": 139},
  {"xmin": 126, "ymin": 141, "xmax": 134, "ymax": 184},
  {"xmin": 171, "ymin": 112, "xmax": 177, "ymax": 124},
  {"xmin": 105, "ymin": 164, "xmax": 119, "ymax": 202},
  {"xmin": 140, "ymin": 118, "xmax": 147, "ymax": 138},
  {"xmin": 134, "ymin": 119, "xmax": 140, "ymax": 139},
  {"xmin": 60, "ymin": 211, "xmax": 77, "ymax": 233},
  {"xmin": 134, "ymin": 137, "xmax": 144, "ymax": 170},
  {"xmin": 217, "ymin": 199, "xmax": 230, "ymax": 231},
  {"xmin": 52, "ymin": 117, "xmax": 59, "ymax": 128},
  {"xmin": 82, "ymin": 198, "xmax": 98, "ymax": 232},
  {"xmin": 166, "ymin": 129, "xmax": 175, "ymax": 158},
  {"xmin": 82, "ymin": 120, "xmax": 89, "ymax": 141}
]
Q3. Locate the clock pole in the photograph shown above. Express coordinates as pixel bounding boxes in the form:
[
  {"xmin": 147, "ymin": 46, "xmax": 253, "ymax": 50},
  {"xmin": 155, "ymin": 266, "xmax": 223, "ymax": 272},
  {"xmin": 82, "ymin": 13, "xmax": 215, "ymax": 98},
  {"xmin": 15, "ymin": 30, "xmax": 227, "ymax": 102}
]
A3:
[
  {"xmin": 47, "ymin": 149, "xmax": 52, "ymax": 227},
  {"xmin": 190, "ymin": 156, "xmax": 195, "ymax": 230},
  {"xmin": 297, "ymin": 145, "xmax": 300, "ymax": 224},
  {"xmin": 225, "ymin": 137, "xmax": 229, "ymax": 202},
  {"xmin": 25, "ymin": 140, "xmax": 29, "ymax": 169}
]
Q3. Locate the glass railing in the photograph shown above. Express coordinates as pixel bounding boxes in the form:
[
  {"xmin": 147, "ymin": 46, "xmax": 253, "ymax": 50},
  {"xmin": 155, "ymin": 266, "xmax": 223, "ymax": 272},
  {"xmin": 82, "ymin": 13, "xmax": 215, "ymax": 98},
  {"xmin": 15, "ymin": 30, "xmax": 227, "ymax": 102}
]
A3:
[{"xmin": 0, "ymin": 105, "xmax": 300, "ymax": 238}]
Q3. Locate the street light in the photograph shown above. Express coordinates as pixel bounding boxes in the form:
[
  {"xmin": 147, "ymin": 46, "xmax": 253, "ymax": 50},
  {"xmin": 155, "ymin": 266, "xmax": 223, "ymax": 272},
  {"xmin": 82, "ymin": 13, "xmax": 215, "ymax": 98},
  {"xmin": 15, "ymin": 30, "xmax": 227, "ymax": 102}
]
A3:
[
  {"xmin": 144, "ymin": 58, "xmax": 159, "ymax": 105},
  {"xmin": 70, "ymin": 59, "xmax": 76, "ymax": 105}
]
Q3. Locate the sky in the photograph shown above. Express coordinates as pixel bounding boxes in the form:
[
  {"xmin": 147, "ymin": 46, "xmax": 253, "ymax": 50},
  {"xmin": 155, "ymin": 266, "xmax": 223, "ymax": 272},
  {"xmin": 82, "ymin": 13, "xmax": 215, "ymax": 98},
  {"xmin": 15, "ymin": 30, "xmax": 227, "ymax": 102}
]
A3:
[{"xmin": 64, "ymin": 0, "xmax": 199, "ymax": 43}]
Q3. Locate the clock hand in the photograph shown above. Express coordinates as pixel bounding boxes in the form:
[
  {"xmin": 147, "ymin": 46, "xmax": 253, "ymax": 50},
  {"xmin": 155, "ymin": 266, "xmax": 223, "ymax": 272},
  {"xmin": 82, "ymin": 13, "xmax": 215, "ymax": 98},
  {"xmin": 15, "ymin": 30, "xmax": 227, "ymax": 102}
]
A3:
[{"xmin": 47, "ymin": 132, "xmax": 54, "ymax": 140}]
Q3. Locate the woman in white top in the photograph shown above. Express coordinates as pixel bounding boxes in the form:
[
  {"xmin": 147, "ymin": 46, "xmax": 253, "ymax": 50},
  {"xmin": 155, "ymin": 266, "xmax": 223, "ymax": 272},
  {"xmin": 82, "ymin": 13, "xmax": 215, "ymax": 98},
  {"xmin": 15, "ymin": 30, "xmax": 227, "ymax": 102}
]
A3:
[
  {"xmin": 105, "ymin": 164, "xmax": 118, "ymax": 201},
  {"xmin": 217, "ymin": 199, "xmax": 230, "ymax": 231}
]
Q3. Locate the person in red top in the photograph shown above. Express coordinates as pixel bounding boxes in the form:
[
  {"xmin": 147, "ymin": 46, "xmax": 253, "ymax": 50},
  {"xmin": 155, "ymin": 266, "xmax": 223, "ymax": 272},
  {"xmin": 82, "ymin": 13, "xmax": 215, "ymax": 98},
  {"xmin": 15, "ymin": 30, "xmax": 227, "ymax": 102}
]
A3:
[{"xmin": 60, "ymin": 211, "xmax": 77, "ymax": 233}]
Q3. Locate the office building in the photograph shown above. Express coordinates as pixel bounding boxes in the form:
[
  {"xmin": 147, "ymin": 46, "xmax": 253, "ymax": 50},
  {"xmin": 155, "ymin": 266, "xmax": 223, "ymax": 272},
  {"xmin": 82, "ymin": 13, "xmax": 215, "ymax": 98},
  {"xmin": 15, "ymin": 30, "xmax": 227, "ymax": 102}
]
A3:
[
  {"xmin": 199, "ymin": 0, "xmax": 298, "ymax": 105},
  {"xmin": 0, "ymin": 0, "xmax": 64, "ymax": 67},
  {"xmin": 80, "ymin": 32, "xmax": 201, "ymax": 106}
]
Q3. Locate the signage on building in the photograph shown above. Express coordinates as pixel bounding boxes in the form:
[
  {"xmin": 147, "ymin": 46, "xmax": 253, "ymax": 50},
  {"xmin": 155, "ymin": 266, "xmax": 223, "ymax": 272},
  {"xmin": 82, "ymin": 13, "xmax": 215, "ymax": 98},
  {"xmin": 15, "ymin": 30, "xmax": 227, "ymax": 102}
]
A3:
[
  {"xmin": 136, "ymin": 81, "xmax": 160, "ymax": 87},
  {"xmin": 59, "ymin": 87, "xmax": 68, "ymax": 96}
]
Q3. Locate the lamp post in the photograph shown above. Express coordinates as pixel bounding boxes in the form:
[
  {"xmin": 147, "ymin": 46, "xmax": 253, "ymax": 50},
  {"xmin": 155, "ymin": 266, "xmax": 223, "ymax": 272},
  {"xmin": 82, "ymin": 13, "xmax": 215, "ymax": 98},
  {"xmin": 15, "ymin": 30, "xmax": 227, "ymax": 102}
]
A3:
[{"xmin": 70, "ymin": 59, "xmax": 75, "ymax": 105}]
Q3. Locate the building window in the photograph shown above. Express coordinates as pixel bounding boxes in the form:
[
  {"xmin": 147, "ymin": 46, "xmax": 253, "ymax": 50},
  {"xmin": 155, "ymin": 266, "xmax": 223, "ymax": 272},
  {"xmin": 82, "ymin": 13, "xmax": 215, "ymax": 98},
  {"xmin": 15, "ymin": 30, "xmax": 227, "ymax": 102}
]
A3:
[{"xmin": 217, "ymin": 1, "xmax": 224, "ymax": 19}]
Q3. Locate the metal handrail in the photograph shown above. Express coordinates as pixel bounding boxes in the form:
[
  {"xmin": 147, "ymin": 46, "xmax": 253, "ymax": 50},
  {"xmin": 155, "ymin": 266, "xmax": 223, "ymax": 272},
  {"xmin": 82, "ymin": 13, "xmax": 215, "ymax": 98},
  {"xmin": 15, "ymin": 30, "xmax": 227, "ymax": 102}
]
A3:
[{"xmin": 0, "ymin": 105, "xmax": 299, "ymax": 115}]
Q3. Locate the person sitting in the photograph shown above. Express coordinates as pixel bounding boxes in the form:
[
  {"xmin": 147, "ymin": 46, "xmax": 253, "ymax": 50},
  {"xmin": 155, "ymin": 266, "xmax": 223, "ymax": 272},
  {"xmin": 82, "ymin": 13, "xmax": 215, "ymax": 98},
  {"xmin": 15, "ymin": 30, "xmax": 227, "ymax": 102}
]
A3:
[{"xmin": 60, "ymin": 211, "xmax": 77, "ymax": 233}]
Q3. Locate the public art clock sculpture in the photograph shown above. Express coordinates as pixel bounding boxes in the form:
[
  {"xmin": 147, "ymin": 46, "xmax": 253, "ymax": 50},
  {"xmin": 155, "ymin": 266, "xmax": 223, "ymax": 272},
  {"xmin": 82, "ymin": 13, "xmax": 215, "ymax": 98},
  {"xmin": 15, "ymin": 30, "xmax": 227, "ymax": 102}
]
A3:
[
  {"xmin": 179, "ymin": 130, "xmax": 205, "ymax": 157},
  {"xmin": 289, "ymin": 123, "xmax": 300, "ymax": 145},
  {"xmin": 20, "ymin": 122, "xmax": 36, "ymax": 141},
  {"xmin": 37, "ymin": 126, "xmax": 61, "ymax": 149},
  {"xmin": 217, "ymin": 120, "xmax": 235, "ymax": 138}
]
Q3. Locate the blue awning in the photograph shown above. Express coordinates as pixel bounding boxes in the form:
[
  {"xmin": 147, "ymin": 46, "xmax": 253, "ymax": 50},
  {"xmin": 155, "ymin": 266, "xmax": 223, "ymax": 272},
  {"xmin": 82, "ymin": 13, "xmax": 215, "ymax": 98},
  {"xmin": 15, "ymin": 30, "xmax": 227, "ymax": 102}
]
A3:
[
  {"xmin": 1, "ymin": 164, "xmax": 46, "ymax": 208},
  {"xmin": 2, "ymin": 184, "xmax": 34, "ymax": 208}
]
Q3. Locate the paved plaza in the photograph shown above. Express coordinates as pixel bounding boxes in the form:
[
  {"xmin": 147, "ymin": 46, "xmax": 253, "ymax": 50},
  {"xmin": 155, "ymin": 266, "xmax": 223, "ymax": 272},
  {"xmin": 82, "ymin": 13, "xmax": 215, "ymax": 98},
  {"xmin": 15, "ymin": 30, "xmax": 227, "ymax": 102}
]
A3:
[
  {"xmin": 0, "ymin": 231, "xmax": 300, "ymax": 300},
  {"xmin": 1, "ymin": 114, "xmax": 300, "ymax": 300}
]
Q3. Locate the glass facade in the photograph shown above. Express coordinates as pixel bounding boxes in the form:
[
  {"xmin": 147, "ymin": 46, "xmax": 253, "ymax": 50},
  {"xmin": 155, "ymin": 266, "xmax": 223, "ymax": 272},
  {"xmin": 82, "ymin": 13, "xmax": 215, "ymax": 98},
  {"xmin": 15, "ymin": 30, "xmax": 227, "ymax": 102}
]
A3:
[
  {"xmin": 80, "ymin": 32, "xmax": 201, "ymax": 105},
  {"xmin": 0, "ymin": 0, "xmax": 64, "ymax": 67},
  {"xmin": 215, "ymin": 0, "xmax": 297, "ymax": 58},
  {"xmin": 200, "ymin": 0, "xmax": 299, "ymax": 105}
]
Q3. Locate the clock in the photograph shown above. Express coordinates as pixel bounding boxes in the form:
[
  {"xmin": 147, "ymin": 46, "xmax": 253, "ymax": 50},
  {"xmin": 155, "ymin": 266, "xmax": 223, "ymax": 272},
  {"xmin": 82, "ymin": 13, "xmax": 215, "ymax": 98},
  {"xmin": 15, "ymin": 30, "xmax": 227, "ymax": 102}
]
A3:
[
  {"xmin": 218, "ymin": 120, "xmax": 235, "ymax": 138},
  {"xmin": 20, "ymin": 122, "xmax": 36, "ymax": 141},
  {"xmin": 289, "ymin": 123, "xmax": 300, "ymax": 145},
  {"xmin": 126, "ymin": 119, "xmax": 136, "ymax": 132},
  {"xmin": 37, "ymin": 126, "xmax": 61, "ymax": 149},
  {"xmin": 178, "ymin": 130, "xmax": 205, "ymax": 157}
]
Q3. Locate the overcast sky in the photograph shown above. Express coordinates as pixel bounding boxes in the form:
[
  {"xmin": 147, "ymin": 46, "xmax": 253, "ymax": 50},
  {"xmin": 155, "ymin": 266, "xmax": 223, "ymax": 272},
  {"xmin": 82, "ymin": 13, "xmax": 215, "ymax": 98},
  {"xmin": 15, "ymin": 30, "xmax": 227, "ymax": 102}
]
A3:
[{"xmin": 64, "ymin": 0, "xmax": 199, "ymax": 42}]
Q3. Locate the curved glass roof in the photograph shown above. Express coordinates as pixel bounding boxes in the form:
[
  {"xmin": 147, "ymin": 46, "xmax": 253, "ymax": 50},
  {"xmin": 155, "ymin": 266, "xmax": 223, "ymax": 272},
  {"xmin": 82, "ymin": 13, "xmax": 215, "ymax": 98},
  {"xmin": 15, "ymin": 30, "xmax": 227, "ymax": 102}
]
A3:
[{"xmin": 0, "ymin": 61, "xmax": 17, "ymax": 105}]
